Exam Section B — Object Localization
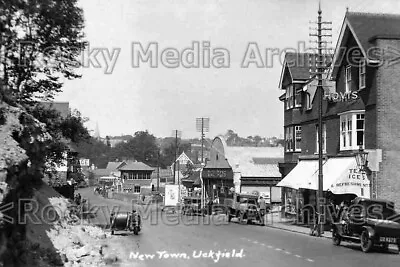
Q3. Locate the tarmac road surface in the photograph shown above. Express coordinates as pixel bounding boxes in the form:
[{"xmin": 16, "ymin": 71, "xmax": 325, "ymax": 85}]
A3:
[{"xmin": 78, "ymin": 187, "xmax": 400, "ymax": 267}]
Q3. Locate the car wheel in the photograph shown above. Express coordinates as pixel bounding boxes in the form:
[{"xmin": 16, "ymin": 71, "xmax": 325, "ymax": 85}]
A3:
[
  {"xmin": 332, "ymin": 229, "xmax": 341, "ymax": 246},
  {"xmin": 360, "ymin": 230, "xmax": 373, "ymax": 253}
]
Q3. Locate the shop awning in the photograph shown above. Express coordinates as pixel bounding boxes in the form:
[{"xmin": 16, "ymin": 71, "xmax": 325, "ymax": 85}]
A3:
[
  {"xmin": 276, "ymin": 160, "xmax": 321, "ymax": 190},
  {"xmin": 277, "ymin": 157, "xmax": 370, "ymax": 197},
  {"xmin": 310, "ymin": 157, "xmax": 370, "ymax": 197}
]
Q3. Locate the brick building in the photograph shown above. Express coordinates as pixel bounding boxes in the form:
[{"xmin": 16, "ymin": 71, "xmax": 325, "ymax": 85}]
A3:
[{"xmin": 277, "ymin": 12, "xmax": 400, "ymax": 212}]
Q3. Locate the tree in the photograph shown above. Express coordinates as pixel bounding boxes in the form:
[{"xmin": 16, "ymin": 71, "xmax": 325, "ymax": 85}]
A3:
[
  {"xmin": 182, "ymin": 161, "xmax": 195, "ymax": 178},
  {"xmin": 0, "ymin": 0, "xmax": 85, "ymax": 103}
]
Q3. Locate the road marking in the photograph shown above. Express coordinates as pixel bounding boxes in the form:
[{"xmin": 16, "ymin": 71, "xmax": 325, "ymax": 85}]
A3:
[{"xmin": 241, "ymin": 238, "xmax": 314, "ymax": 263}]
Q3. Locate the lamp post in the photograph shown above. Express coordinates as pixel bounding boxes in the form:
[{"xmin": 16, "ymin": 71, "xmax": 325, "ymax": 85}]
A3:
[{"xmin": 355, "ymin": 146, "xmax": 372, "ymax": 198}]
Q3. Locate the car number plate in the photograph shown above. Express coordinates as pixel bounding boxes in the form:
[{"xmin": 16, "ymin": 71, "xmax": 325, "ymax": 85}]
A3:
[{"xmin": 379, "ymin": 237, "xmax": 397, "ymax": 243}]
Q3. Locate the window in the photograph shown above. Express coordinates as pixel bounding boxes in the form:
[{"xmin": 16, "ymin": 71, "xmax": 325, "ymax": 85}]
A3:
[
  {"xmin": 315, "ymin": 123, "xmax": 326, "ymax": 153},
  {"xmin": 340, "ymin": 112, "xmax": 365, "ymax": 150},
  {"xmin": 134, "ymin": 186, "xmax": 141, "ymax": 193},
  {"xmin": 295, "ymin": 88, "xmax": 302, "ymax": 108},
  {"xmin": 285, "ymin": 125, "xmax": 301, "ymax": 152},
  {"xmin": 345, "ymin": 65, "xmax": 352, "ymax": 92},
  {"xmin": 295, "ymin": 126, "xmax": 302, "ymax": 151},
  {"xmin": 359, "ymin": 60, "xmax": 366, "ymax": 89},
  {"xmin": 356, "ymin": 113, "xmax": 365, "ymax": 146},
  {"xmin": 305, "ymin": 93, "xmax": 312, "ymax": 110},
  {"xmin": 285, "ymin": 126, "xmax": 294, "ymax": 151},
  {"xmin": 285, "ymin": 85, "xmax": 302, "ymax": 109},
  {"xmin": 286, "ymin": 85, "xmax": 294, "ymax": 110}
]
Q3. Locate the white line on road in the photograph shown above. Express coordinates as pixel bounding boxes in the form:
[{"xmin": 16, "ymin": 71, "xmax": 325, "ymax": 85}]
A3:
[
  {"xmin": 306, "ymin": 258, "xmax": 314, "ymax": 262},
  {"xmin": 267, "ymin": 245, "xmax": 274, "ymax": 249},
  {"xmin": 285, "ymin": 251, "xmax": 291, "ymax": 255},
  {"xmin": 295, "ymin": 255, "xmax": 302, "ymax": 258}
]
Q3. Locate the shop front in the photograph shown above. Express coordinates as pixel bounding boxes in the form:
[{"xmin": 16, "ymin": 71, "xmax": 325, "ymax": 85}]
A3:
[
  {"xmin": 202, "ymin": 168, "xmax": 234, "ymax": 204},
  {"xmin": 277, "ymin": 156, "xmax": 370, "ymax": 223}
]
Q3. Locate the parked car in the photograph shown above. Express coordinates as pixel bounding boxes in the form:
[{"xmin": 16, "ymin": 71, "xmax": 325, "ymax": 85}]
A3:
[
  {"xmin": 331, "ymin": 197, "xmax": 400, "ymax": 253},
  {"xmin": 225, "ymin": 193, "xmax": 260, "ymax": 224}
]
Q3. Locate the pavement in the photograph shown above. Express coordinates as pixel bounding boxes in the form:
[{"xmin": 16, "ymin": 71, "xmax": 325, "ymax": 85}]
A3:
[{"xmin": 78, "ymin": 187, "xmax": 400, "ymax": 267}]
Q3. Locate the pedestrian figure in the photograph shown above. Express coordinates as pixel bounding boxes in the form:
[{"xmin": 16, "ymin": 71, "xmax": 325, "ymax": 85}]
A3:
[{"xmin": 258, "ymin": 196, "xmax": 267, "ymax": 226}]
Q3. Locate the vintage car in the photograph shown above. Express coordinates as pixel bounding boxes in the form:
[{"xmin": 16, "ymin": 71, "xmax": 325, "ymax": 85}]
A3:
[
  {"xmin": 331, "ymin": 197, "xmax": 400, "ymax": 253},
  {"xmin": 225, "ymin": 193, "xmax": 260, "ymax": 224},
  {"xmin": 181, "ymin": 196, "xmax": 203, "ymax": 216}
]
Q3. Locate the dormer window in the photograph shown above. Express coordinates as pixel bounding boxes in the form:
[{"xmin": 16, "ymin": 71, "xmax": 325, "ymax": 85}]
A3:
[
  {"xmin": 345, "ymin": 65, "xmax": 352, "ymax": 92},
  {"xmin": 359, "ymin": 60, "xmax": 366, "ymax": 89},
  {"xmin": 285, "ymin": 84, "xmax": 302, "ymax": 110}
]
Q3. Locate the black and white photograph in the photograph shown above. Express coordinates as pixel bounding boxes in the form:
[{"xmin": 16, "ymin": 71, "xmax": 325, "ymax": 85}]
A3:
[{"xmin": 1, "ymin": 0, "xmax": 400, "ymax": 266}]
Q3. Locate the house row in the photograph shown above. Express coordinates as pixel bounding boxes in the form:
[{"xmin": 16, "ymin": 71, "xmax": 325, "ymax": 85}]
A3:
[{"xmin": 277, "ymin": 11, "xmax": 400, "ymax": 212}]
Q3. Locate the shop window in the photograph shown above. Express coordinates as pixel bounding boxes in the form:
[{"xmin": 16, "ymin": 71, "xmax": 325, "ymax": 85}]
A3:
[
  {"xmin": 134, "ymin": 186, "xmax": 141, "ymax": 193},
  {"xmin": 340, "ymin": 111, "xmax": 365, "ymax": 151}
]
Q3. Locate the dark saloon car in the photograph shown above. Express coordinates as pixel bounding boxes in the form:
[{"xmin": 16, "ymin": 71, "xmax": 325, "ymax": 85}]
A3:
[{"xmin": 332, "ymin": 197, "xmax": 400, "ymax": 253}]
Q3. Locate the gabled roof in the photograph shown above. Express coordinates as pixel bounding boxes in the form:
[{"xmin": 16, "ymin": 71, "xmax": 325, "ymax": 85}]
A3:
[
  {"xmin": 175, "ymin": 151, "xmax": 194, "ymax": 164},
  {"xmin": 119, "ymin": 161, "xmax": 155, "ymax": 171},
  {"xmin": 106, "ymin": 161, "xmax": 125, "ymax": 170},
  {"xmin": 279, "ymin": 53, "xmax": 332, "ymax": 89},
  {"xmin": 332, "ymin": 12, "xmax": 400, "ymax": 77},
  {"xmin": 150, "ymin": 168, "xmax": 173, "ymax": 179}
]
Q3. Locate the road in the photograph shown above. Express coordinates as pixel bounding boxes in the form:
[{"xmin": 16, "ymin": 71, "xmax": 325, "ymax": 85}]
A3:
[{"xmin": 78, "ymin": 187, "xmax": 400, "ymax": 267}]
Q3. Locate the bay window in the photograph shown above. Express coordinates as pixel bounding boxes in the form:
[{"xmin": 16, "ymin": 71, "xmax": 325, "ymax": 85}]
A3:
[
  {"xmin": 340, "ymin": 111, "xmax": 365, "ymax": 150},
  {"xmin": 285, "ymin": 84, "xmax": 302, "ymax": 109}
]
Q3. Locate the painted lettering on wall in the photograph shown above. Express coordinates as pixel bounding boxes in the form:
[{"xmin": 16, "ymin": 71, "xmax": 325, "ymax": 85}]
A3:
[
  {"xmin": 324, "ymin": 91, "xmax": 358, "ymax": 102},
  {"xmin": 203, "ymin": 170, "xmax": 227, "ymax": 178}
]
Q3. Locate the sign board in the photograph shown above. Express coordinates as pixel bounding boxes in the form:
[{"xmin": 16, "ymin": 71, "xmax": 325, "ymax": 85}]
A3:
[
  {"xmin": 164, "ymin": 184, "xmax": 180, "ymax": 206},
  {"xmin": 330, "ymin": 168, "xmax": 370, "ymax": 197},
  {"xmin": 180, "ymin": 186, "xmax": 188, "ymax": 198},
  {"xmin": 202, "ymin": 169, "xmax": 228, "ymax": 179},
  {"xmin": 79, "ymin": 158, "xmax": 90, "ymax": 167}
]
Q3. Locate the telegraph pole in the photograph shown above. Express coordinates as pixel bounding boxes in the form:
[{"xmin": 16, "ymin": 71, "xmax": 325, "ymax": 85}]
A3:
[
  {"xmin": 157, "ymin": 150, "xmax": 160, "ymax": 191},
  {"xmin": 196, "ymin": 118, "xmax": 210, "ymax": 163},
  {"xmin": 309, "ymin": 1, "xmax": 332, "ymax": 237},
  {"xmin": 172, "ymin": 130, "xmax": 181, "ymax": 184}
]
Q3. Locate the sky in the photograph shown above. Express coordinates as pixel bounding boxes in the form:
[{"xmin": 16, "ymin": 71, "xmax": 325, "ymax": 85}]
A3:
[{"xmin": 55, "ymin": 0, "xmax": 400, "ymax": 139}]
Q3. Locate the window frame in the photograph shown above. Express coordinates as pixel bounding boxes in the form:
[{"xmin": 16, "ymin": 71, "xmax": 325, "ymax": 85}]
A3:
[
  {"xmin": 295, "ymin": 126, "xmax": 302, "ymax": 152},
  {"xmin": 359, "ymin": 60, "xmax": 366, "ymax": 89},
  {"xmin": 134, "ymin": 185, "xmax": 141, "ymax": 193},
  {"xmin": 345, "ymin": 65, "xmax": 352, "ymax": 93},
  {"xmin": 285, "ymin": 126, "xmax": 294, "ymax": 152},
  {"xmin": 339, "ymin": 111, "xmax": 365, "ymax": 151}
]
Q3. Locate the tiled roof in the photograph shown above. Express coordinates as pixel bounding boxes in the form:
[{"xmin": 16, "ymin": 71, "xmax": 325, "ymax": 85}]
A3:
[
  {"xmin": 150, "ymin": 169, "xmax": 173, "ymax": 179},
  {"xmin": 346, "ymin": 12, "xmax": 400, "ymax": 59},
  {"xmin": 106, "ymin": 161, "xmax": 125, "ymax": 170},
  {"xmin": 284, "ymin": 53, "xmax": 332, "ymax": 81},
  {"xmin": 92, "ymin": 169, "xmax": 112, "ymax": 177},
  {"xmin": 239, "ymin": 164, "xmax": 281, "ymax": 178},
  {"xmin": 119, "ymin": 161, "xmax": 155, "ymax": 171}
]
